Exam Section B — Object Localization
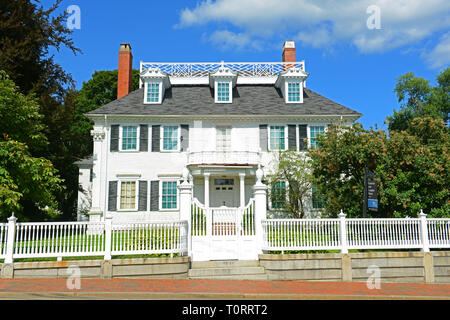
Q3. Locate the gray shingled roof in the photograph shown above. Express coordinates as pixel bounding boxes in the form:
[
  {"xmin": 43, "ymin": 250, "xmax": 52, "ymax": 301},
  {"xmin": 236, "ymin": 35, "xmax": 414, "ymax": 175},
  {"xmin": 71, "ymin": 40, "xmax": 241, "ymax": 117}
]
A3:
[{"xmin": 86, "ymin": 84, "xmax": 361, "ymax": 117}]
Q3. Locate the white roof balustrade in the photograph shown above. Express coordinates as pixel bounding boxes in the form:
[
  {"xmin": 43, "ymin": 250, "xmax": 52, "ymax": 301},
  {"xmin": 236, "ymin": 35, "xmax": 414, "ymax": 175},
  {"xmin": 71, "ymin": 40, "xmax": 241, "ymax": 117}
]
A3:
[{"xmin": 139, "ymin": 61, "xmax": 305, "ymax": 86}]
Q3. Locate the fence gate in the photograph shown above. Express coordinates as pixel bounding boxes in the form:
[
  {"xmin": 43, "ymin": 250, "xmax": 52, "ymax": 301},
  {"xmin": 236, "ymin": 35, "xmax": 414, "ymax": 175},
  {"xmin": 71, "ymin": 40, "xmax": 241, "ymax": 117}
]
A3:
[{"xmin": 191, "ymin": 199, "xmax": 257, "ymax": 261}]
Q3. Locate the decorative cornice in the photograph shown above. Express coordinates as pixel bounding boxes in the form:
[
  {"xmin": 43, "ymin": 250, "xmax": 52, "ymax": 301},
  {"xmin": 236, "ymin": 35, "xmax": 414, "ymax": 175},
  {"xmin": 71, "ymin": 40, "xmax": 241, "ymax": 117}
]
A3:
[{"xmin": 87, "ymin": 114, "xmax": 360, "ymax": 124}]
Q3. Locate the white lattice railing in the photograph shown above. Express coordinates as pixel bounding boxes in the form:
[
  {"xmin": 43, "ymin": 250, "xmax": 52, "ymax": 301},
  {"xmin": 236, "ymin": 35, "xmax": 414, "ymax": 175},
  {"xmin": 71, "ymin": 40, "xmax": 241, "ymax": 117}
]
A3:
[
  {"xmin": 0, "ymin": 223, "xmax": 7, "ymax": 258},
  {"xmin": 262, "ymin": 219, "xmax": 341, "ymax": 251},
  {"xmin": 140, "ymin": 61, "xmax": 305, "ymax": 85},
  {"xmin": 427, "ymin": 219, "xmax": 450, "ymax": 248}
]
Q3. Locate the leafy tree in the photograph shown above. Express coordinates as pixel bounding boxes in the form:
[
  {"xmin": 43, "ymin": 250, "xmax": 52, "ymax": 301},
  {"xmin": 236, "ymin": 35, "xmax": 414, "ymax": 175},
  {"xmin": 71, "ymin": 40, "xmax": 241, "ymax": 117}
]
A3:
[
  {"xmin": 0, "ymin": 72, "xmax": 63, "ymax": 220},
  {"xmin": 377, "ymin": 117, "xmax": 449, "ymax": 218},
  {"xmin": 308, "ymin": 123, "xmax": 386, "ymax": 218},
  {"xmin": 0, "ymin": 71, "xmax": 47, "ymax": 153},
  {"xmin": 308, "ymin": 118, "xmax": 449, "ymax": 218},
  {"xmin": 0, "ymin": 0, "xmax": 80, "ymax": 97},
  {"xmin": 0, "ymin": 0, "xmax": 82, "ymax": 220},
  {"xmin": 387, "ymin": 68, "xmax": 449, "ymax": 131},
  {"xmin": 266, "ymin": 150, "xmax": 314, "ymax": 218}
]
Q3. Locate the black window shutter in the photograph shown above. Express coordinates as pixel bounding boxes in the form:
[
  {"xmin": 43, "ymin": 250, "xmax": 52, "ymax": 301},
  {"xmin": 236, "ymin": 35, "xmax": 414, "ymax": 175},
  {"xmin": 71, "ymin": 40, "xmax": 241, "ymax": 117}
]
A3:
[
  {"xmin": 138, "ymin": 181, "xmax": 148, "ymax": 211},
  {"xmin": 259, "ymin": 124, "xmax": 268, "ymax": 152},
  {"xmin": 140, "ymin": 125, "xmax": 148, "ymax": 152},
  {"xmin": 180, "ymin": 124, "xmax": 189, "ymax": 151},
  {"xmin": 298, "ymin": 125, "xmax": 308, "ymax": 151},
  {"xmin": 288, "ymin": 125, "xmax": 297, "ymax": 150},
  {"xmin": 110, "ymin": 125, "xmax": 119, "ymax": 152},
  {"xmin": 151, "ymin": 125, "xmax": 160, "ymax": 152},
  {"xmin": 150, "ymin": 180, "xmax": 159, "ymax": 211},
  {"xmin": 108, "ymin": 181, "xmax": 118, "ymax": 211}
]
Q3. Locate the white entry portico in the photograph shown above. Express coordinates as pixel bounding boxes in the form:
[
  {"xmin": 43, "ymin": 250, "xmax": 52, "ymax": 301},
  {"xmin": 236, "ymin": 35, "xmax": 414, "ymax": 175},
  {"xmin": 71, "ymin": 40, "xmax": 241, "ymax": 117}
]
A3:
[{"xmin": 184, "ymin": 165, "xmax": 265, "ymax": 261}]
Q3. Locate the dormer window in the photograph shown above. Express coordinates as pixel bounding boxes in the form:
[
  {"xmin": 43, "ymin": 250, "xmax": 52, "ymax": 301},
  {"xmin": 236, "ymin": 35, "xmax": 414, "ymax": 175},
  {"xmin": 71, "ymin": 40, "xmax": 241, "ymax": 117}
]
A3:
[
  {"xmin": 275, "ymin": 67, "xmax": 309, "ymax": 104},
  {"xmin": 140, "ymin": 68, "xmax": 170, "ymax": 104},
  {"xmin": 217, "ymin": 81, "xmax": 231, "ymax": 102},
  {"xmin": 146, "ymin": 82, "xmax": 160, "ymax": 103},
  {"xmin": 287, "ymin": 82, "xmax": 301, "ymax": 102},
  {"xmin": 209, "ymin": 64, "xmax": 237, "ymax": 104}
]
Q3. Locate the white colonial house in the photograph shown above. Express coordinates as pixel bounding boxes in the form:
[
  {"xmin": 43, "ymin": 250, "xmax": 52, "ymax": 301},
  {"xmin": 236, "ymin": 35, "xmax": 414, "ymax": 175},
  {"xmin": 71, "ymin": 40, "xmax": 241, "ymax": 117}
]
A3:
[{"xmin": 75, "ymin": 41, "xmax": 362, "ymax": 261}]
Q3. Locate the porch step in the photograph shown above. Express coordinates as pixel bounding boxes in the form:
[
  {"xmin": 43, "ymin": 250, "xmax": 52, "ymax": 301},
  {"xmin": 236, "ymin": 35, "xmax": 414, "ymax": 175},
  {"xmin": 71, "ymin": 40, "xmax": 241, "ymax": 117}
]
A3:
[
  {"xmin": 191, "ymin": 260, "xmax": 260, "ymax": 269},
  {"xmin": 188, "ymin": 260, "xmax": 268, "ymax": 280}
]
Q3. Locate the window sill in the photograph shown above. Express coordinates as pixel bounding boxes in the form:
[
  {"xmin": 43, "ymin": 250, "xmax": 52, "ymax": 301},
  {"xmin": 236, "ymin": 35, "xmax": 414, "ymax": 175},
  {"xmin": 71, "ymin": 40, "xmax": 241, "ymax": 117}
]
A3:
[
  {"xmin": 117, "ymin": 150, "xmax": 140, "ymax": 153},
  {"xmin": 160, "ymin": 149, "xmax": 180, "ymax": 153}
]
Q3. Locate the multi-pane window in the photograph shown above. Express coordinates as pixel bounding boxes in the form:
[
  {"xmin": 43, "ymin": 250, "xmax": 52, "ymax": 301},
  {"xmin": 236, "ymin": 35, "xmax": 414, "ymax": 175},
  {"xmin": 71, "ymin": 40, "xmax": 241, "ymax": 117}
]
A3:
[
  {"xmin": 312, "ymin": 187, "xmax": 325, "ymax": 209},
  {"xmin": 122, "ymin": 126, "xmax": 137, "ymax": 150},
  {"xmin": 162, "ymin": 126, "xmax": 179, "ymax": 151},
  {"xmin": 146, "ymin": 82, "xmax": 160, "ymax": 103},
  {"xmin": 287, "ymin": 82, "xmax": 301, "ymax": 102},
  {"xmin": 217, "ymin": 82, "xmax": 230, "ymax": 102},
  {"xmin": 271, "ymin": 181, "xmax": 286, "ymax": 209},
  {"xmin": 270, "ymin": 126, "xmax": 285, "ymax": 150},
  {"xmin": 310, "ymin": 126, "xmax": 325, "ymax": 149},
  {"xmin": 216, "ymin": 126, "xmax": 231, "ymax": 151},
  {"xmin": 162, "ymin": 181, "xmax": 177, "ymax": 209},
  {"xmin": 120, "ymin": 181, "xmax": 136, "ymax": 210}
]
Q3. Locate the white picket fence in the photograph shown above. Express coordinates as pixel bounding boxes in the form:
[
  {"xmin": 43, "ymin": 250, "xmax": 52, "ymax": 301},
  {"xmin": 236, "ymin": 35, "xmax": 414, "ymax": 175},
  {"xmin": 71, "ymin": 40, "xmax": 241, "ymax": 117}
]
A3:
[
  {"xmin": 262, "ymin": 212, "xmax": 450, "ymax": 253},
  {"xmin": 1, "ymin": 210, "xmax": 449, "ymax": 263},
  {"xmin": 0, "ymin": 216, "xmax": 188, "ymax": 263}
]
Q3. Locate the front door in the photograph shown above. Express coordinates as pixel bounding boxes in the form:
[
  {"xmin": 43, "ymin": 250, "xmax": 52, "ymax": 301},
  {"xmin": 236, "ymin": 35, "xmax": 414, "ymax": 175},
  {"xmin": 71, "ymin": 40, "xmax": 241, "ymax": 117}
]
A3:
[{"xmin": 210, "ymin": 177, "xmax": 237, "ymax": 208}]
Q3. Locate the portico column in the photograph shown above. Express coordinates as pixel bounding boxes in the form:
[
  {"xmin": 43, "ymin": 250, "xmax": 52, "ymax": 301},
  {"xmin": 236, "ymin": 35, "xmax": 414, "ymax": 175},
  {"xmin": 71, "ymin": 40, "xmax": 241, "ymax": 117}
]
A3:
[
  {"xmin": 204, "ymin": 173, "xmax": 210, "ymax": 208},
  {"xmin": 239, "ymin": 173, "xmax": 246, "ymax": 208},
  {"xmin": 89, "ymin": 128, "xmax": 106, "ymax": 220}
]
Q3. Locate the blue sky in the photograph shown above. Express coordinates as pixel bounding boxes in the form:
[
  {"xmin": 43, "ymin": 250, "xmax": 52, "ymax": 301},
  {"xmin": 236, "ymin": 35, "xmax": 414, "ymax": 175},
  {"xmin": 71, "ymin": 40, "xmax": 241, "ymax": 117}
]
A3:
[{"xmin": 43, "ymin": 0, "xmax": 449, "ymax": 129}]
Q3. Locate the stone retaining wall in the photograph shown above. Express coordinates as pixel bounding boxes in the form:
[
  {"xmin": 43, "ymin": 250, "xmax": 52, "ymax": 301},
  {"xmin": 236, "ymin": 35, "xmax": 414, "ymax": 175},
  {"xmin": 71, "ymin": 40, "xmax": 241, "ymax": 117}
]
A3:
[
  {"xmin": 260, "ymin": 251, "xmax": 450, "ymax": 283},
  {"xmin": 433, "ymin": 251, "xmax": 450, "ymax": 283},
  {"xmin": 0, "ymin": 256, "xmax": 190, "ymax": 279},
  {"xmin": 1, "ymin": 252, "xmax": 449, "ymax": 283},
  {"xmin": 259, "ymin": 253, "xmax": 342, "ymax": 281}
]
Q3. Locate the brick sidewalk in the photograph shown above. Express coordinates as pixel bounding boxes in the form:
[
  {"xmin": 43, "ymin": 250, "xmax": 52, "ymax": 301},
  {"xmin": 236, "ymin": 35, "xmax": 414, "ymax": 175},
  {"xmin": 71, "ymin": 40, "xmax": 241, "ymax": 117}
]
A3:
[{"xmin": 0, "ymin": 278, "xmax": 449, "ymax": 299}]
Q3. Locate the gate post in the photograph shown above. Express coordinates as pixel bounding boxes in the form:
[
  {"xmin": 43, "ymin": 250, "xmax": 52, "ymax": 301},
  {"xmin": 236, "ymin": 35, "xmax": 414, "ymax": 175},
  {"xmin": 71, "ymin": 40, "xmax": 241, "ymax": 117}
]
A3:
[
  {"xmin": 4, "ymin": 213, "xmax": 17, "ymax": 264},
  {"xmin": 253, "ymin": 166, "xmax": 268, "ymax": 258},
  {"xmin": 419, "ymin": 209, "xmax": 430, "ymax": 253},
  {"xmin": 179, "ymin": 168, "xmax": 193, "ymax": 257}
]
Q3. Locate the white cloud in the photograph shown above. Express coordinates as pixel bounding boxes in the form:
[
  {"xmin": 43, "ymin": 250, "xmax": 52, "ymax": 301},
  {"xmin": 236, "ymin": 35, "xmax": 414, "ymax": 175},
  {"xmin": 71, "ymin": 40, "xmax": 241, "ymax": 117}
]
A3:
[
  {"xmin": 422, "ymin": 32, "xmax": 450, "ymax": 69},
  {"xmin": 206, "ymin": 30, "xmax": 263, "ymax": 51},
  {"xmin": 177, "ymin": 0, "xmax": 450, "ymax": 59}
]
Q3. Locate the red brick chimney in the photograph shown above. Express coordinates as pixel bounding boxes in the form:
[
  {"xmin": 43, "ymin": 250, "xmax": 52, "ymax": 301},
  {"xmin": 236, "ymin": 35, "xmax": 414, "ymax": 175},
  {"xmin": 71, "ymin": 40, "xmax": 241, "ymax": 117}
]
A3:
[
  {"xmin": 282, "ymin": 40, "xmax": 296, "ymax": 70},
  {"xmin": 117, "ymin": 43, "xmax": 133, "ymax": 99}
]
